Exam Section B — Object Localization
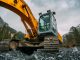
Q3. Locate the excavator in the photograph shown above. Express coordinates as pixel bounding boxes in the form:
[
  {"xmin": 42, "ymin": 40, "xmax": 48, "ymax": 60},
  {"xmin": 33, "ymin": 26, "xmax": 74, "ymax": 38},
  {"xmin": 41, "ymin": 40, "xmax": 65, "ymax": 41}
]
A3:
[{"xmin": 0, "ymin": 0, "xmax": 62, "ymax": 52}]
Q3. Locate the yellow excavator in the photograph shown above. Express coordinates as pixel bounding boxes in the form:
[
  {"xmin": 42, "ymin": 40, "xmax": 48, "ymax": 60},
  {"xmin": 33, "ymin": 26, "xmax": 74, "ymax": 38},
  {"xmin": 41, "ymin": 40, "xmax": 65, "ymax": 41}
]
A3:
[{"xmin": 0, "ymin": 0, "xmax": 62, "ymax": 51}]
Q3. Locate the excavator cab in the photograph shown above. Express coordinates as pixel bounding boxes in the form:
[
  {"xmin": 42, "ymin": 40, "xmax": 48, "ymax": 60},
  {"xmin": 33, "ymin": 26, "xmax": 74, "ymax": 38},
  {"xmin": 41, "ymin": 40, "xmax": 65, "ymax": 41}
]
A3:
[
  {"xmin": 39, "ymin": 10, "xmax": 58, "ymax": 36},
  {"xmin": 38, "ymin": 10, "xmax": 59, "ymax": 52}
]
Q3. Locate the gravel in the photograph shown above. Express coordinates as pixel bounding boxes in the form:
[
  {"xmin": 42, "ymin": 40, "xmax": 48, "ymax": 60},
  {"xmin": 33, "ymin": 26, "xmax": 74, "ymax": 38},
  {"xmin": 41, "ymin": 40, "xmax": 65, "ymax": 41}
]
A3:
[{"xmin": 0, "ymin": 47, "xmax": 80, "ymax": 60}]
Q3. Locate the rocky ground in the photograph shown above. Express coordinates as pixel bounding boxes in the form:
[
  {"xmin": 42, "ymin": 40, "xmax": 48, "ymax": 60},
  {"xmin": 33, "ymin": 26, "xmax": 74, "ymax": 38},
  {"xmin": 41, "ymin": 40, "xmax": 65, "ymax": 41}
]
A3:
[
  {"xmin": 33, "ymin": 47, "xmax": 80, "ymax": 60},
  {"xmin": 0, "ymin": 47, "xmax": 80, "ymax": 60}
]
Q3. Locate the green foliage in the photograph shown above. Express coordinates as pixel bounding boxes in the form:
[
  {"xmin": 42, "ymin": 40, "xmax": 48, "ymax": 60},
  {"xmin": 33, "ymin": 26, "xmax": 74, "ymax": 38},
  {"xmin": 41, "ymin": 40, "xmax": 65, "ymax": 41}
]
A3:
[
  {"xmin": 0, "ymin": 24, "xmax": 16, "ymax": 40},
  {"xmin": 63, "ymin": 25, "xmax": 80, "ymax": 47}
]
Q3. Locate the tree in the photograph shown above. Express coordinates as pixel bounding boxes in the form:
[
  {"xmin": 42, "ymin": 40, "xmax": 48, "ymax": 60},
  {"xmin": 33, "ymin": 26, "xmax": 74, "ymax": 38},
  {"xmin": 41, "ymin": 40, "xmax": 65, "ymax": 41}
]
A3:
[
  {"xmin": 70, "ymin": 26, "xmax": 80, "ymax": 46},
  {"xmin": 63, "ymin": 33, "xmax": 76, "ymax": 47},
  {"xmin": 63, "ymin": 26, "xmax": 80, "ymax": 47}
]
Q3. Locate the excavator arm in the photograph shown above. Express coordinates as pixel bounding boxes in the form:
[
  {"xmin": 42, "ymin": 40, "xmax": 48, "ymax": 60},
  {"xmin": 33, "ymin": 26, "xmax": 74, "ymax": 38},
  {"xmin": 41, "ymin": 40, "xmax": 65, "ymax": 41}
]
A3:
[{"xmin": 0, "ymin": 0, "xmax": 38, "ymax": 38}]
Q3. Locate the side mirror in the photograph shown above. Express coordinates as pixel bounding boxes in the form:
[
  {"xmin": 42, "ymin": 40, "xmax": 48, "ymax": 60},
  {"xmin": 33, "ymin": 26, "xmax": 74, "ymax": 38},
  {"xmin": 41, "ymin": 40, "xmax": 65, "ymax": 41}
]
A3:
[
  {"xmin": 53, "ymin": 12, "xmax": 56, "ymax": 15},
  {"xmin": 39, "ymin": 13, "xmax": 42, "ymax": 16}
]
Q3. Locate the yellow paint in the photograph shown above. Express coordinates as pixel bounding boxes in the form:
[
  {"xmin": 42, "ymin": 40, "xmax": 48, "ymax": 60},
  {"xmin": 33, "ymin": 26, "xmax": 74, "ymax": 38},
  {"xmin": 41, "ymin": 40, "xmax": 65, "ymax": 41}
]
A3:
[
  {"xmin": 0, "ymin": 0, "xmax": 38, "ymax": 38},
  {"xmin": 58, "ymin": 33, "xmax": 63, "ymax": 42}
]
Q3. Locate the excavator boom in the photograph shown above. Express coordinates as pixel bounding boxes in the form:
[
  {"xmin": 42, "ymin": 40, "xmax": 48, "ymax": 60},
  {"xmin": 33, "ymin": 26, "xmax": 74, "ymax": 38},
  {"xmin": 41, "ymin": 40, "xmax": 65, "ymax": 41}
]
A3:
[{"xmin": 0, "ymin": 0, "xmax": 38, "ymax": 38}]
